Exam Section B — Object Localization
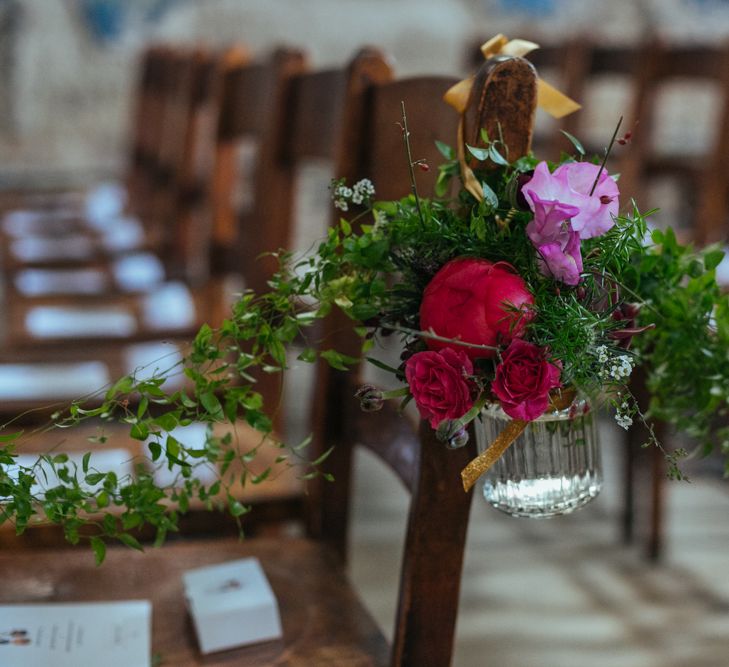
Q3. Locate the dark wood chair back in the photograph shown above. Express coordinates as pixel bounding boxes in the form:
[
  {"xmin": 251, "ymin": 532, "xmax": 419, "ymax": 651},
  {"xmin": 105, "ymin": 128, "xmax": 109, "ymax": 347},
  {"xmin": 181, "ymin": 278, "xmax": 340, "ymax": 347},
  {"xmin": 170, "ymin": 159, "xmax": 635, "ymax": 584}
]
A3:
[
  {"xmin": 209, "ymin": 48, "xmax": 308, "ymax": 298},
  {"xmin": 305, "ymin": 56, "xmax": 538, "ymax": 667}
]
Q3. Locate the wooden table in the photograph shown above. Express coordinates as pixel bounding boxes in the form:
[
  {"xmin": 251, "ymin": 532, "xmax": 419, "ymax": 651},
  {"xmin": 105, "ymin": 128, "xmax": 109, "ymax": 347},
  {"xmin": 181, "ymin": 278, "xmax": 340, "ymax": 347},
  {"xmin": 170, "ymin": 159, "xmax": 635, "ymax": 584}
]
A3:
[{"xmin": 0, "ymin": 537, "xmax": 389, "ymax": 666}]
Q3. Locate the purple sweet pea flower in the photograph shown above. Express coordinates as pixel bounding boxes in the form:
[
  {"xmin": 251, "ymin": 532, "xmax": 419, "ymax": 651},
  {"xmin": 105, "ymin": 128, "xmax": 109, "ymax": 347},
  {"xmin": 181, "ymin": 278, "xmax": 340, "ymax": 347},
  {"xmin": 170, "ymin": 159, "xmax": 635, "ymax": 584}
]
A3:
[
  {"xmin": 555, "ymin": 162, "xmax": 619, "ymax": 239},
  {"xmin": 522, "ymin": 161, "xmax": 619, "ymax": 240},
  {"xmin": 536, "ymin": 229, "xmax": 583, "ymax": 286},
  {"xmin": 525, "ymin": 193, "xmax": 583, "ymax": 285}
]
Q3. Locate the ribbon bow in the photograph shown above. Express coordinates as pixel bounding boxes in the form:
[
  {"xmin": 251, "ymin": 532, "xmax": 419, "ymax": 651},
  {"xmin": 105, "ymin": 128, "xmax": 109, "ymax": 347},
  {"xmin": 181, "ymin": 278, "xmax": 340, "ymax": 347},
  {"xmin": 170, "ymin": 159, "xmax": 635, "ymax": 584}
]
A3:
[{"xmin": 443, "ymin": 34, "xmax": 582, "ymax": 202}]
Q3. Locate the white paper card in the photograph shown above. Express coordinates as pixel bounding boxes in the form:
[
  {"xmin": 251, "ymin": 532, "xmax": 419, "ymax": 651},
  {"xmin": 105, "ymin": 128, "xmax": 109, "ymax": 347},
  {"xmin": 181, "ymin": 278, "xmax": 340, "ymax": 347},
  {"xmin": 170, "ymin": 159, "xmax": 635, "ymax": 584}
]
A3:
[
  {"xmin": 25, "ymin": 306, "xmax": 137, "ymax": 338},
  {"xmin": 0, "ymin": 600, "xmax": 151, "ymax": 667},
  {"xmin": 0, "ymin": 362, "xmax": 110, "ymax": 400},
  {"xmin": 183, "ymin": 558, "xmax": 282, "ymax": 654}
]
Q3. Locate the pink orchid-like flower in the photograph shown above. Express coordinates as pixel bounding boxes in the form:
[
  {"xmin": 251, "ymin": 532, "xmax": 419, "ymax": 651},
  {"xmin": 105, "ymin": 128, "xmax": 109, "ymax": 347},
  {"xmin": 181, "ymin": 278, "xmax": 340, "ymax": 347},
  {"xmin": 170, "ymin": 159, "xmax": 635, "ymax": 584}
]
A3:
[
  {"xmin": 525, "ymin": 194, "xmax": 583, "ymax": 285},
  {"xmin": 522, "ymin": 161, "xmax": 619, "ymax": 240}
]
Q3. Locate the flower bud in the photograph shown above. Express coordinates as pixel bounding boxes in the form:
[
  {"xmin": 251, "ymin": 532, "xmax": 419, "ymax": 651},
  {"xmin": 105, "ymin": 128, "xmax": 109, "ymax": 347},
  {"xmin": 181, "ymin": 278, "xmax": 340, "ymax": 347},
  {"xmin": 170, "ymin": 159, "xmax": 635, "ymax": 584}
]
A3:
[
  {"xmin": 435, "ymin": 419, "xmax": 469, "ymax": 448},
  {"xmin": 354, "ymin": 384, "xmax": 384, "ymax": 412}
]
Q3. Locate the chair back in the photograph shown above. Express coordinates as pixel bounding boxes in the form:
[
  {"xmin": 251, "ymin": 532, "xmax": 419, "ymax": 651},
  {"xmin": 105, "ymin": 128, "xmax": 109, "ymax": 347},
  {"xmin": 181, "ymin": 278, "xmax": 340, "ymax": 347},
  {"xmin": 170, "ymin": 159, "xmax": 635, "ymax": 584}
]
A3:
[
  {"xmin": 307, "ymin": 56, "xmax": 538, "ymax": 667},
  {"xmin": 209, "ymin": 48, "xmax": 308, "ymax": 296}
]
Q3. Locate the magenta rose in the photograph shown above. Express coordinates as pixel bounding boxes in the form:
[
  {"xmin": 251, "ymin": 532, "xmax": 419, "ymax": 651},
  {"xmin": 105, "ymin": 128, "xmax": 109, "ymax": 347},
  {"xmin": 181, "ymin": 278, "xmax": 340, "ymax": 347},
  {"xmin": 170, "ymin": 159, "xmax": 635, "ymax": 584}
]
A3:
[
  {"xmin": 405, "ymin": 348, "xmax": 475, "ymax": 429},
  {"xmin": 419, "ymin": 257, "xmax": 534, "ymax": 359},
  {"xmin": 491, "ymin": 339, "xmax": 562, "ymax": 421}
]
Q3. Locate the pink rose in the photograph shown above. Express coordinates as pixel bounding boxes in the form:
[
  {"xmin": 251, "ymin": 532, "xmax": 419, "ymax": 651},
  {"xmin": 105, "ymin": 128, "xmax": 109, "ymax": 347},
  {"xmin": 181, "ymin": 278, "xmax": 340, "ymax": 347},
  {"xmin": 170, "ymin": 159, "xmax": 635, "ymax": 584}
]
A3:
[
  {"xmin": 522, "ymin": 161, "xmax": 619, "ymax": 240},
  {"xmin": 491, "ymin": 339, "xmax": 562, "ymax": 421},
  {"xmin": 405, "ymin": 348, "xmax": 475, "ymax": 429},
  {"xmin": 419, "ymin": 257, "xmax": 534, "ymax": 359}
]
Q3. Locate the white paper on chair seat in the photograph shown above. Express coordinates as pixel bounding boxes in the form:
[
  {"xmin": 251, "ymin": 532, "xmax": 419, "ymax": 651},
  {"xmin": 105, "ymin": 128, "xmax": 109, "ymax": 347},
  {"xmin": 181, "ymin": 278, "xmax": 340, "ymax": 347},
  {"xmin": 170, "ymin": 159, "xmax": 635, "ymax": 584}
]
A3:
[
  {"xmin": 11, "ymin": 235, "xmax": 96, "ymax": 262},
  {"xmin": 183, "ymin": 558, "xmax": 283, "ymax": 654},
  {"xmin": 25, "ymin": 306, "xmax": 137, "ymax": 338},
  {"xmin": 124, "ymin": 342, "xmax": 184, "ymax": 390},
  {"xmin": 85, "ymin": 181, "xmax": 127, "ymax": 227},
  {"xmin": 0, "ymin": 601, "xmax": 151, "ymax": 667},
  {"xmin": 6, "ymin": 449, "xmax": 134, "ymax": 497},
  {"xmin": 15, "ymin": 268, "xmax": 109, "ymax": 296},
  {"xmin": 0, "ymin": 361, "xmax": 110, "ymax": 401},
  {"xmin": 100, "ymin": 217, "xmax": 145, "ymax": 251},
  {"xmin": 113, "ymin": 253, "xmax": 165, "ymax": 292},
  {"xmin": 141, "ymin": 282, "xmax": 196, "ymax": 330},
  {"xmin": 3, "ymin": 210, "xmax": 80, "ymax": 237}
]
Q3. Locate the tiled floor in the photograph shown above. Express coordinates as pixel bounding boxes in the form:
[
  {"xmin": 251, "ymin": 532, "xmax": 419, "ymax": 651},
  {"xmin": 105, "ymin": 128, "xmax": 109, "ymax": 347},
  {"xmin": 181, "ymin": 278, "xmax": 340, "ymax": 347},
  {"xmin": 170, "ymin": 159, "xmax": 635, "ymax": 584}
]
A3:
[{"xmin": 347, "ymin": 419, "xmax": 729, "ymax": 667}]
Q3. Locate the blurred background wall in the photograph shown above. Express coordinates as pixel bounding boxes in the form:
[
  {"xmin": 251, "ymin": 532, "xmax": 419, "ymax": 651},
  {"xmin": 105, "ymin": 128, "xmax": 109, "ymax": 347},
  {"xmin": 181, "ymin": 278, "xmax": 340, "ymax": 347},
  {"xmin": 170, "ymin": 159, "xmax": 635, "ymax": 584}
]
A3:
[{"xmin": 3, "ymin": 0, "xmax": 729, "ymax": 185}]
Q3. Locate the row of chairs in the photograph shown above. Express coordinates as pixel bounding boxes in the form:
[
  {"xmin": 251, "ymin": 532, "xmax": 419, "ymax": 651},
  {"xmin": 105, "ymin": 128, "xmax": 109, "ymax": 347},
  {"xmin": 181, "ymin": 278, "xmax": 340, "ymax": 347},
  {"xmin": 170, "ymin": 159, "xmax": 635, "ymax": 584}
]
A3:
[{"xmin": 0, "ymin": 41, "xmax": 530, "ymax": 665}]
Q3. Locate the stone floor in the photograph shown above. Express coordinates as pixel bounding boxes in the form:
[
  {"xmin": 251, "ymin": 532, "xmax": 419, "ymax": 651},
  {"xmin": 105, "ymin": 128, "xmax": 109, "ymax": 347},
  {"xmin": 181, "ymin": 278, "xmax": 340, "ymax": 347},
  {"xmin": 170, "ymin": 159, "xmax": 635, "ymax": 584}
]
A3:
[{"xmin": 347, "ymin": 419, "xmax": 729, "ymax": 667}]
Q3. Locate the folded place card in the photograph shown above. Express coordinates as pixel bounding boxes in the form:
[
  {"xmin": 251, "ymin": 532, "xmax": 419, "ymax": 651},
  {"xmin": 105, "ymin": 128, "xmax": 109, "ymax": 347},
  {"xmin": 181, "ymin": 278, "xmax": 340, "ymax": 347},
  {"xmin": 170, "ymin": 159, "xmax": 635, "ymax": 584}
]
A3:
[
  {"xmin": 183, "ymin": 558, "xmax": 283, "ymax": 654},
  {"xmin": 0, "ymin": 600, "xmax": 151, "ymax": 667}
]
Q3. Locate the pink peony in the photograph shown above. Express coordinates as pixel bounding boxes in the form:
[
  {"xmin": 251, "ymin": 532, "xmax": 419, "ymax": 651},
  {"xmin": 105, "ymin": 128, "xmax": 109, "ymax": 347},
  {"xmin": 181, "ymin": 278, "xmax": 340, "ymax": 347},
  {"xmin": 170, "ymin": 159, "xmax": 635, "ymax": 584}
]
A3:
[
  {"xmin": 405, "ymin": 348, "xmax": 475, "ymax": 429},
  {"xmin": 419, "ymin": 257, "xmax": 534, "ymax": 359},
  {"xmin": 491, "ymin": 339, "xmax": 562, "ymax": 421}
]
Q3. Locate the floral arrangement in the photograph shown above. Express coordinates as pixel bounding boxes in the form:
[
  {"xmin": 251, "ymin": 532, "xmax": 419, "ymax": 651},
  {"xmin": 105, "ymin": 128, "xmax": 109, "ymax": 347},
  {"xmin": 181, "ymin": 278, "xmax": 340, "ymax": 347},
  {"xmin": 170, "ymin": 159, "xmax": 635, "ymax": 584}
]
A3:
[{"xmin": 3, "ymin": 50, "xmax": 729, "ymax": 558}]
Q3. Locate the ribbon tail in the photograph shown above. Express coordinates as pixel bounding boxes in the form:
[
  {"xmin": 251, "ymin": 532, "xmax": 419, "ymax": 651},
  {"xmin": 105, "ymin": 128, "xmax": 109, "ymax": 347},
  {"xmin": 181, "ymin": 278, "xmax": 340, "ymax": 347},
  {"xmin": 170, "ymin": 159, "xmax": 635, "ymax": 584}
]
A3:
[
  {"xmin": 444, "ymin": 76, "xmax": 474, "ymax": 114},
  {"xmin": 461, "ymin": 419, "xmax": 527, "ymax": 492},
  {"xmin": 537, "ymin": 79, "xmax": 582, "ymax": 119}
]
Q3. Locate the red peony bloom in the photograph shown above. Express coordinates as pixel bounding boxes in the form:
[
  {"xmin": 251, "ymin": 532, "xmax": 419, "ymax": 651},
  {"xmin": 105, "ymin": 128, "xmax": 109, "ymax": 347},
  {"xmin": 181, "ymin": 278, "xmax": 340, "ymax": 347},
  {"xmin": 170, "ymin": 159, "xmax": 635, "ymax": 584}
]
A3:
[
  {"xmin": 491, "ymin": 339, "xmax": 562, "ymax": 421},
  {"xmin": 419, "ymin": 258, "xmax": 534, "ymax": 359},
  {"xmin": 405, "ymin": 348, "xmax": 475, "ymax": 429}
]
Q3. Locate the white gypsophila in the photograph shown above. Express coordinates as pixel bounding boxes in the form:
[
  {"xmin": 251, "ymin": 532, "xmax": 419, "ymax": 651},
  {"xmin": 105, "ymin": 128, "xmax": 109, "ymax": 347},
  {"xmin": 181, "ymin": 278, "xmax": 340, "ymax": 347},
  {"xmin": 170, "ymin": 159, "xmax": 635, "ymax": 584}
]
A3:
[
  {"xmin": 595, "ymin": 345, "xmax": 609, "ymax": 363},
  {"xmin": 610, "ymin": 355, "xmax": 634, "ymax": 380},
  {"xmin": 334, "ymin": 198, "xmax": 349, "ymax": 211},
  {"xmin": 353, "ymin": 178, "xmax": 375, "ymax": 198},
  {"xmin": 615, "ymin": 411, "xmax": 633, "ymax": 429}
]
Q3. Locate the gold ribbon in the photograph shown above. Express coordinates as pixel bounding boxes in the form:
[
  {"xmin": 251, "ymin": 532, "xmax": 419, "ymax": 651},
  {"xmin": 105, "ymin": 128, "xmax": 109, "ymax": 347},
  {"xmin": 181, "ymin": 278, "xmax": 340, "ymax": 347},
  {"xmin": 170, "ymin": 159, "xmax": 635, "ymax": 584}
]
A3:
[
  {"xmin": 461, "ymin": 390, "xmax": 577, "ymax": 493},
  {"xmin": 443, "ymin": 34, "xmax": 582, "ymax": 202}
]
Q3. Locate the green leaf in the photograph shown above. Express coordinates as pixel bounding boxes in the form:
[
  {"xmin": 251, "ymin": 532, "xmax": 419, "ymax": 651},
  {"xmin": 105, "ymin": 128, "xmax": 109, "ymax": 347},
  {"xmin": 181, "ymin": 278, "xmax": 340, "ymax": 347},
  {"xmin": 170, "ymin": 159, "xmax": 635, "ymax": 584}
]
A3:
[
  {"xmin": 118, "ymin": 533, "xmax": 144, "ymax": 551},
  {"xmin": 52, "ymin": 453, "xmax": 69, "ymax": 464},
  {"xmin": 90, "ymin": 536, "xmax": 106, "ymax": 566},
  {"xmin": 85, "ymin": 472, "xmax": 105, "ymax": 485},
  {"xmin": 479, "ymin": 128, "xmax": 490, "ymax": 143},
  {"xmin": 559, "ymin": 129, "xmax": 585, "ymax": 156},
  {"xmin": 0, "ymin": 431, "xmax": 22, "ymax": 443},
  {"xmin": 153, "ymin": 411, "xmax": 178, "ymax": 432},
  {"xmin": 166, "ymin": 435, "xmax": 181, "ymax": 459},
  {"xmin": 435, "ymin": 139, "xmax": 455, "ymax": 160},
  {"xmin": 297, "ymin": 348, "xmax": 317, "ymax": 363},
  {"xmin": 130, "ymin": 422, "xmax": 149, "ymax": 441},
  {"xmin": 466, "ymin": 144, "xmax": 489, "ymax": 161},
  {"xmin": 480, "ymin": 181, "xmax": 499, "ymax": 209},
  {"xmin": 704, "ymin": 248, "xmax": 724, "ymax": 271},
  {"xmin": 320, "ymin": 349, "xmax": 358, "ymax": 371},
  {"xmin": 148, "ymin": 441, "xmax": 162, "ymax": 461},
  {"xmin": 229, "ymin": 500, "xmax": 250, "ymax": 517},
  {"xmin": 200, "ymin": 392, "xmax": 224, "ymax": 420},
  {"xmin": 82, "ymin": 452, "xmax": 91, "ymax": 473},
  {"xmin": 488, "ymin": 145, "xmax": 509, "ymax": 166}
]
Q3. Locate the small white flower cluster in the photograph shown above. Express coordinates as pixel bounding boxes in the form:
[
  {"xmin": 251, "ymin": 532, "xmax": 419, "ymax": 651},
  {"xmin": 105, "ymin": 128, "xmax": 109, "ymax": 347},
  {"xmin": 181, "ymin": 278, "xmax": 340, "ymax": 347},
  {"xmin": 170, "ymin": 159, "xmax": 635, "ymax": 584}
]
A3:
[
  {"xmin": 331, "ymin": 178, "xmax": 375, "ymax": 211},
  {"xmin": 595, "ymin": 346, "xmax": 634, "ymax": 382},
  {"xmin": 609, "ymin": 355, "xmax": 634, "ymax": 381},
  {"xmin": 615, "ymin": 399, "xmax": 633, "ymax": 430}
]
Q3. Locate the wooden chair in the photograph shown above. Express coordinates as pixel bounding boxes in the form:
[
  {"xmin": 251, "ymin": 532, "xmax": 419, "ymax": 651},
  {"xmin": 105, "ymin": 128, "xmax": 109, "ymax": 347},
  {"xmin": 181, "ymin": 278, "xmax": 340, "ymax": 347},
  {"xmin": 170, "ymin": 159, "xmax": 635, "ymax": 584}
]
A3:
[
  {"xmin": 0, "ymin": 48, "xmax": 313, "ymax": 545},
  {"xmin": 0, "ymin": 54, "xmax": 540, "ymax": 666}
]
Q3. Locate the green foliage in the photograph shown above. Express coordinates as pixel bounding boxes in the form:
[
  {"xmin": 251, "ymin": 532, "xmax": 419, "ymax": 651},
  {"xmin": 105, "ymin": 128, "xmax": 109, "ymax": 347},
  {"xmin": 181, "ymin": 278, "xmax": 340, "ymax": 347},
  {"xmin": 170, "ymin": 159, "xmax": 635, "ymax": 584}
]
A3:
[{"xmin": 4, "ymin": 124, "xmax": 729, "ymax": 550}]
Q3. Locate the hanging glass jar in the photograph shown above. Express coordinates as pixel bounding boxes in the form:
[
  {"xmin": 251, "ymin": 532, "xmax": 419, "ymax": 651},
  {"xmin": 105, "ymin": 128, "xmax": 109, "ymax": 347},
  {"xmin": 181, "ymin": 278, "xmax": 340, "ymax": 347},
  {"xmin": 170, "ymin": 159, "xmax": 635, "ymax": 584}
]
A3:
[{"xmin": 473, "ymin": 399, "xmax": 602, "ymax": 518}]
